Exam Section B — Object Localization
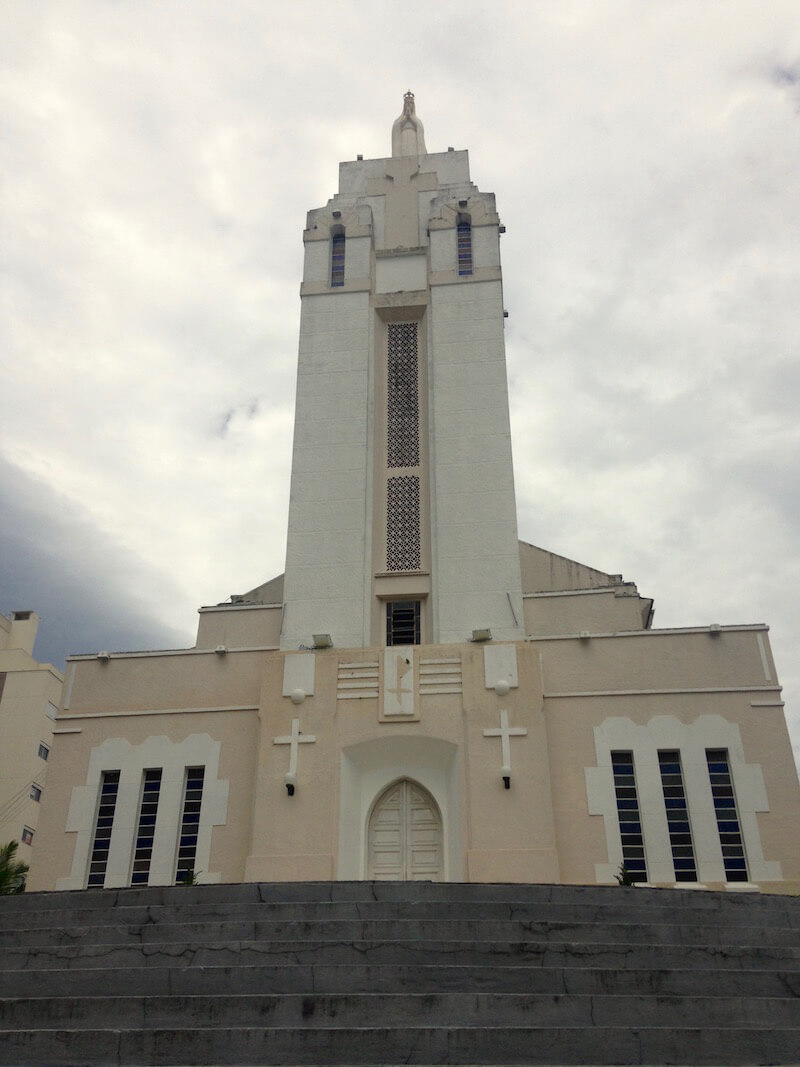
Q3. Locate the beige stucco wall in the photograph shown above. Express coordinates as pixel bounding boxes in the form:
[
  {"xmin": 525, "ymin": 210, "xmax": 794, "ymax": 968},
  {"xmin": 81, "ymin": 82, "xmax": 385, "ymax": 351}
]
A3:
[
  {"xmin": 0, "ymin": 613, "xmax": 63, "ymax": 866},
  {"xmin": 195, "ymin": 604, "xmax": 281, "ymax": 650},
  {"xmin": 26, "ymin": 622, "xmax": 800, "ymax": 894},
  {"xmin": 523, "ymin": 589, "xmax": 650, "ymax": 636}
]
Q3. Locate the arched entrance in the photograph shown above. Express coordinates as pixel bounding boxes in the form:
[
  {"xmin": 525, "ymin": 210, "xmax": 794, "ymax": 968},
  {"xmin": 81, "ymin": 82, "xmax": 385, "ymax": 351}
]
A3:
[{"xmin": 367, "ymin": 779, "xmax": 443, "ymax": 880}]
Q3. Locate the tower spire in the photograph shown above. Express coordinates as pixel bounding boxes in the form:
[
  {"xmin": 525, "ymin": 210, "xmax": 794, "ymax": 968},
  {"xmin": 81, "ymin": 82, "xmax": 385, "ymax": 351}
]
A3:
[{"xmin": 391, "ymin": 90, "xmax": 427, "ymax": 157}]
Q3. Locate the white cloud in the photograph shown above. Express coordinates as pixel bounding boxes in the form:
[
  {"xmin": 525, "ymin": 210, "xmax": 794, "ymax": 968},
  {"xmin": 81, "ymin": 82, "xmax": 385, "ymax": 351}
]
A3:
[{"xmin": 1, "ymin": 0, "xmax": 799, "ymax": 766}]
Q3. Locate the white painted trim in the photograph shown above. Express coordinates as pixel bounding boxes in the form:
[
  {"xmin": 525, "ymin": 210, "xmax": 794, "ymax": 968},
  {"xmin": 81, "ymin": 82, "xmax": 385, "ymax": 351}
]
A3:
[
  {"xmin": 524, "ymin": 587, "xmax": 623, "ymax": 599},
  {"xmin": 63, "ymin": 663, "xmax": 76, "ymax": 710},
  {"xmin": 756, "ymin": 632, "xmax": 772, "ymax": 682},
  {"xmin": 529, "ymin": 623, "xmax": 769, "ymax": 642},
  {"xmin": 547, "ymin": 685, "xmax": 780, "ymax": 699},
  {"xmin": 67, "ymin": 647, "xmax": 278, "ymax": 662},
  {"xmin": 198, "ymin": 603, "xmax": 282, "ymax": 613},
  {"xmin": 57, "ymin": 706, "xmax": 258, "ymax": 720}
]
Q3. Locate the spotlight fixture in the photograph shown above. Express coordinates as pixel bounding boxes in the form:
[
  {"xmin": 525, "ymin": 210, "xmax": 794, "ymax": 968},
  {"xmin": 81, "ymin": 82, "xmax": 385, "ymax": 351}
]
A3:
[
  {"xmin": 471, "ymin": 628, "xmax": 492, "ymax": 643},
  {"xmin": 312, "ymin": 633, "xmax": 333, "ymax": 649}
]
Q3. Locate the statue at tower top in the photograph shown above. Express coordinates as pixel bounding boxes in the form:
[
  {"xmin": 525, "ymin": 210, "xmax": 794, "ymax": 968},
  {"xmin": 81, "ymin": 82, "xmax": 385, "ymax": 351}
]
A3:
[{"xmin": 391, "ymin": 91, "xmax": 427, "ymax": 157}]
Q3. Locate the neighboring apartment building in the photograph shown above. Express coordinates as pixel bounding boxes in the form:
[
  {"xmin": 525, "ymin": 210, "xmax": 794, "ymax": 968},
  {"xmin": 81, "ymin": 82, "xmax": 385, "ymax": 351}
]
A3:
[
  {"xmin": 28, "ymin": 95, "xmax": 800, "ymax": 893},
  {"xmin": 0, "ymin": 611, "xmax": 63, "ymax": 865}
]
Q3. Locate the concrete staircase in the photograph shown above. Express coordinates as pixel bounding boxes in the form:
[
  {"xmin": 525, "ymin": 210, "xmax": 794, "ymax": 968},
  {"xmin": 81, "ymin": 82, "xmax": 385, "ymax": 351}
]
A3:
[{"xmin": 0, "ymin": 881, "xmax": 798, "ymax": 1065}]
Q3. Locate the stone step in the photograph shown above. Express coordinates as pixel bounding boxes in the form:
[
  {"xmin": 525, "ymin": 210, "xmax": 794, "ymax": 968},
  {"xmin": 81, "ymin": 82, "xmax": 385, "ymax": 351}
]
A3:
[
  {"xmin": 2, "ymin": 916, "xmax": 796, "ymax": 949},
  {"xmin": 1, "ymin": 991, "xmax": 799, "ymax": 1030},
  {"xmin": 1, "ymin": 881, "xmax": 799, "ymax": 1066},
  {"xmin": 0, "ymin": 1023, "xmax": 798, "ymax": 1065},
  {"xmin": 1, "ymin": 961, "xmax": 797, "ymax": 998},
  {"xmin": 4, "ymin": 880, "xmax": 795, "ymax": 912},
  {"xmin": 2, "ymin": 894, "xmax": 796, "ymax": 930},
  {"xmin": 1, "ymin": 936, "xmax": 797, "ymax": 971}
]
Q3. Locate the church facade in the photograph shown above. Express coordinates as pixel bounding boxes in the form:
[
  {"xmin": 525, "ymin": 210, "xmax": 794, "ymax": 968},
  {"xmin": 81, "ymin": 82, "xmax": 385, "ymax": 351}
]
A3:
[{"xmin": 29, "ymin": 96, "xmax": 800, "ymax": 893}]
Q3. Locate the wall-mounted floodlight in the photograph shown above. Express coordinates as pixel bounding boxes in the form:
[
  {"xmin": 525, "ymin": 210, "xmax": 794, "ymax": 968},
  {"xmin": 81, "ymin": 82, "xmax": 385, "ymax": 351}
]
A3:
[
  {"xmin": 312, "ymin": 633, "xmax": 333, "ymax": 649},
  {"xmin": 97, "ymin": 651, "xmax": 110, "ymax": 662},
  {"xmin": 215, "ymin": 645, "xmax": 227, "ymax": 656},
  {"xmin": 708, "ymin": 624, "xmax": 722, "ymax": 637},
  {"xmin": 471, "ymin": 628, "xmax": 492, "ymax": 643},
  {"xmin": 579, "ymin": 631, "xmax": 591, "ymax": 642},
  {"xmin": 502, "ymin": 765, "xmax": 511, "ymax": 790},
  {"xmin": 285, "ymin": 772, "xmax": 297, "ymax": 797}
]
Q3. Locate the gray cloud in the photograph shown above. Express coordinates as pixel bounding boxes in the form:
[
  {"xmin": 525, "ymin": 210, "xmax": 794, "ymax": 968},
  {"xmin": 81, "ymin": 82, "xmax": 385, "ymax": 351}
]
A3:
[
  {"xmin": 1, "ymin": 0, "xmax": 798, "ymax": 765},
  {"xmin": 0, "ymin": 458, "xmax": 192, "ymax": 668}
]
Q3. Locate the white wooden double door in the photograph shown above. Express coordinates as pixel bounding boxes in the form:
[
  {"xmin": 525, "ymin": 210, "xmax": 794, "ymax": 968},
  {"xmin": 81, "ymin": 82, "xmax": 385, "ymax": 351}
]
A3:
[{"xmin": 367, "ymin": 779, "xmax": 443, "ymax": 881}]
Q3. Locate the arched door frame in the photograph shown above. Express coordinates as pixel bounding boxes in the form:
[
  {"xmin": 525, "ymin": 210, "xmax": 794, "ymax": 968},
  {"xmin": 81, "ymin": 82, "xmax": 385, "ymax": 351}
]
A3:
[{"xmin": 337, "ymin": 734, "xmax": 462, "ymax": 881}]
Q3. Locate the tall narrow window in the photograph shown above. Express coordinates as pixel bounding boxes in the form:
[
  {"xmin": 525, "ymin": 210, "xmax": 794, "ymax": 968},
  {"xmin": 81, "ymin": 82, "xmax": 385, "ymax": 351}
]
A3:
[
  {"xmin": 175, "ymin": 766, "xmax": 205, "ymax": 884},
  {"xmin": 87, "ymin": 770, "xmax": 120, "ymax": 887},
  {"xmin": 658, "ymin": 750, "xmax": 697, "ymax": 882},
  {"xmin": 30, "ymin": 783, "xmax": 42, "ymax": 802},
  {"xmin": 330, "ymin": 230, "xmax": 345, "ymax": 286},
  {"xmin": 386, "ymin": 476, "xmax": 421, "ymax": 571},
  {"xmin": 387, "ymin": 600, "xmax": 421, "ymax": 645},
  {"xmin": 387, "ymin": 322, "xmax": 419, "ymax": 468},
  {"xmin": 706, "ymin": 749, "xmax": 748, "ymax": 881},
  {"xmin": 456, "ymin": 215, "xmax": 472, "ymax": 275},
  {"xmin": 130, "ymin": 769, "xmax": 162, "ymax": 886},
  {"xmin": 611, "ymin": 751, "xmax": 647, "ymax": 881}
]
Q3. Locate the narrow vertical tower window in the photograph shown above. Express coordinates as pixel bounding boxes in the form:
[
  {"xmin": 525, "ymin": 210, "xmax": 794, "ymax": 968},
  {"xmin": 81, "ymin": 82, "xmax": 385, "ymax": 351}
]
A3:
[
  {"xmin": 456, "ymin": 215, "xmax": 473, "ymax": 275},
  {"xmin": 130, "ymin": 768, "xmax": 162, "ymax": 886},
  {"xmin": 611, "ymin": 751, "xmax": 647, "ymax": 881},
  {"xmin": 87, "ymin": 770, "xmax": 120, "ymax": 887},
  {"xmin": 330, "ymin": 229, "xmax": 345, "ymax": 287},
  {"xmin": 706, "ymin": 749, "xmax": 748, "ymax": 881},
  {"xmin": 385, "ymin": 322, "xmax": 422, "ymax": 573},
  {"xmin": 387, "ymin": 322, "xmax": 420, "ymax": 468},
  {"xmin": 658, "ymin": 750, "xmax": 697, "ymax": 882}
]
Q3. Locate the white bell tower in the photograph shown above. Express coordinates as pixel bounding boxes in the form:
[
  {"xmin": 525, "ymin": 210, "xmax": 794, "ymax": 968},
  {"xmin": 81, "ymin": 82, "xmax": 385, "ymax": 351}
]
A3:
[{"xmin": 280, "ymin": 94, "xmax": 524, "ymax": 650}]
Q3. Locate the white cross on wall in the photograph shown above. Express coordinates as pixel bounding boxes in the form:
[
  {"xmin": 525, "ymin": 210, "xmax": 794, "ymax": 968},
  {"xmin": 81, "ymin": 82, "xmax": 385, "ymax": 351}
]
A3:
[
  {"xmin": 483, "ymin": 709, "xmax": 527, "ymax": 777},
  {"xmin": 273, "ymin": 717, "xmax": 316, "ymax": 792}
]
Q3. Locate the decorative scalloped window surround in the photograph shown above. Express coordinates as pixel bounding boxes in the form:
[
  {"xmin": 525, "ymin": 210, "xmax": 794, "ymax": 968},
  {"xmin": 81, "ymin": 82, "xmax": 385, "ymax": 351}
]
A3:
[
  {"xmin": 57, "ymin": 733, "xmax": 229, "ymax": 890},
  {"xmin": 585, "ymin": 715, "xmax": 781, "ymax": 886}
]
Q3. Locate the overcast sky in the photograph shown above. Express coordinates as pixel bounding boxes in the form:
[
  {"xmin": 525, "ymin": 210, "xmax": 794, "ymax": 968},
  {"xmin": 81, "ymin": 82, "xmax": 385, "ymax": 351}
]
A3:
[{"xmin": 2, "ymin": 1, "xmax": 799, "ymax": 765}]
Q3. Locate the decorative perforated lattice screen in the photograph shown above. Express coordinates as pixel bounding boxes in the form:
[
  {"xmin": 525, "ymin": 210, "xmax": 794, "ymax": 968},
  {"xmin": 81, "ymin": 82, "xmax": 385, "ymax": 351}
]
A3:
[
  {"xmin": 387, "ymin": 322, "xmax": 419, "ymax": 468},
  {"xmin": 386, "ymin": 475, "xmax": 421, "ymax": 571}
]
